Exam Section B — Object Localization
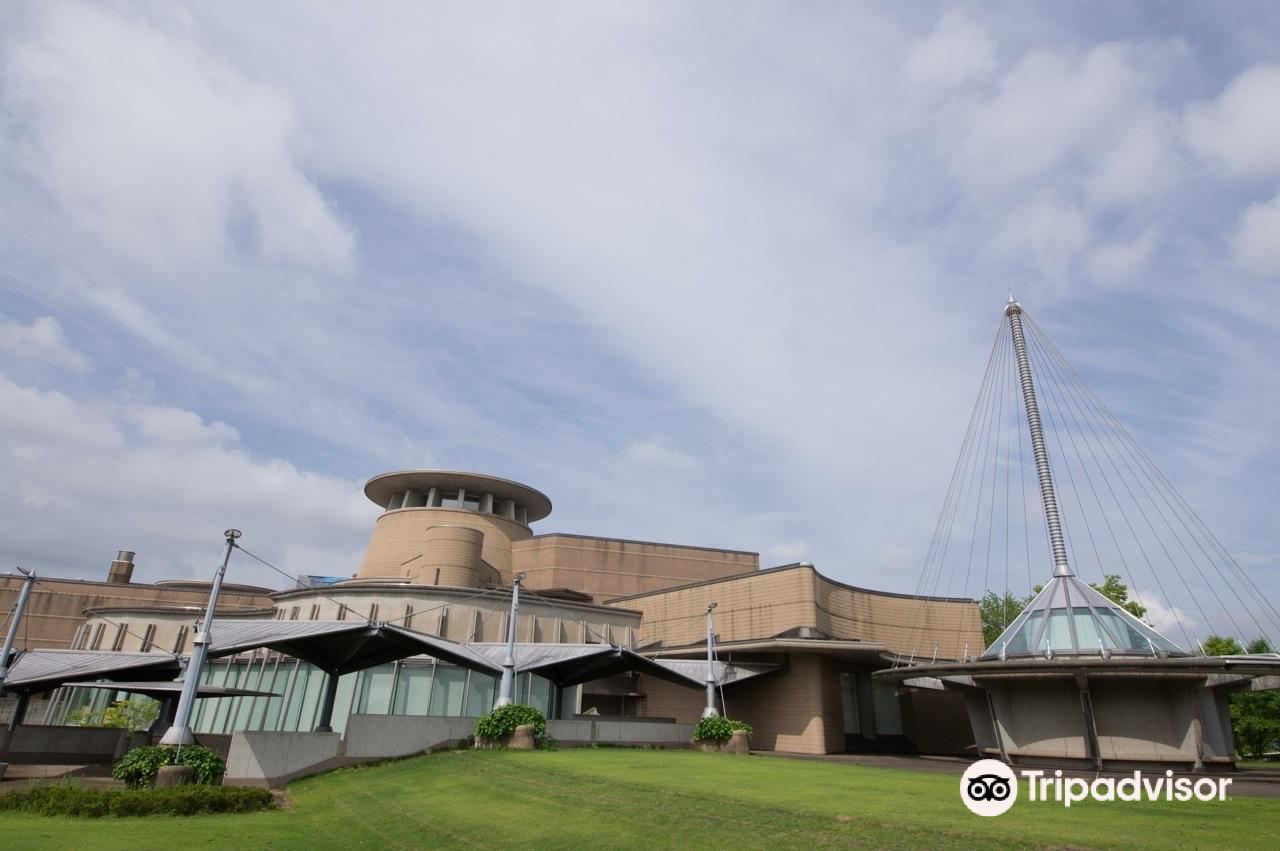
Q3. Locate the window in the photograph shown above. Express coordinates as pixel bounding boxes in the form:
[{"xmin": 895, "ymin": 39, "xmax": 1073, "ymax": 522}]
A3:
[
  {"xmin": 336, "ymin": 604, "xmax": 347, "ymax": 621},
  {"xmin": 368, "ymin": 603, "xmax": 380, "ymax": 622},
  {"xmin": 289, "ymin": 606, "xmax": 300, "ymax": 621},
  {"xmin": 110, "ymin": 624, "xmax": 127, "ymax": 651},
  {"xmin": 70, "ymin": 625, "xmax": 87, "ymax": 650},
  {"xmin": 140, "ymin": 624, "xmax": 157, "ymax": 652},
  {"xmin": 309, "ymin": 604, "xmax": 320, "ymax": 620},
  {"xmin": 403, "ymin": 604, "xmax": 415, "ymax": 627},
  {"xmin": 90, "ymin": 623, "xmax": 106, "ymax": 650},
  {"xmin": 173, "ymin": 626, "xmax": 189, "ymax": 654}
]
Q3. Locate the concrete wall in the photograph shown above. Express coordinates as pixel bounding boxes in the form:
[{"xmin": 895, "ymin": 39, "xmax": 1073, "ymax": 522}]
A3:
[
  {"xmin": 344, "ymin": 714, "xmax": 476, "ymax": 758},
  {"xmin": 359, "ymin": 507, "xmax": 531, "ymax": 581},
  {"xmin": 548, "ymin": 718, "xmax": 694, "ymax": 747},
  {"xmin": 515, "ymin": 535, "xmax": 758, "ymax": 603},
  {"xmin": 608, "ymin": 565, "xmax": 981, "ymax": 660},
  {"xmin": 224, "ymin": 731, "xmax": 342, "ymax": 787},
  {"xmin": 0, "ymin": 725, "xmax": 146, "ymax": 764}
]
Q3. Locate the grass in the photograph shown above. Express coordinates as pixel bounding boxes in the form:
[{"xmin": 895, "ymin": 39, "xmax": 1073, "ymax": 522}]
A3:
[{"xmin": 1, "ymin": 749, "xmax": 1276, "ymax": 849}]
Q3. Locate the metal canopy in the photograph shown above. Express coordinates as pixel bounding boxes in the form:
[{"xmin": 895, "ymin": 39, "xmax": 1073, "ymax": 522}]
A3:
[
  {"xmin": 75, "ymin": 680, "xmax": 280, "ymax": 699},
  {"xmin": 468, "ymin": 643, "xmax": 778, "ymax": 689},
  {"xmin": 205, "ymin": 620, "xmax": 503, "ymax": 675},
  {"xmin": 981, "ymin": 574, "xmax": 1187, "ymax": 660},
  {"xmin": 0, "ymin": 650, "xmax": 182, "ymax": 695}
]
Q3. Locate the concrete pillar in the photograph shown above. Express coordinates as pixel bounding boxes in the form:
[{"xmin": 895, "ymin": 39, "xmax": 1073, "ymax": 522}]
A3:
[
  {"xmin": 516, "ymin": 505, "xmax": 528, "ymax": 525},
  {"xmin": 499, "ymin": 499, "xmax": 516, "ymax": 520},
  {"xmin": 107, "ymin": 551, "xmax": 135, "ymax": 584},
  {"xmin": 386, "ymin": 493, "xmax": 402, "ymax": 511},
  {"xmin": 315, "ymin": 672, "xmax": 340, "ymax": 732},
  {"xmin": 426, "ymin": 487, "xmax": 440, "ymax": 507},
  {"xmin": 480, "ymin": 493, "xmax": 495, "ymax": 514},
  {"xmin": 456, "ymin": 487, "xmax": 467, "ymax": 508},
  {"xmin": 402, "ymin": 489, "xmax": 425, "ymax": 508},
  {"xmin": 6, "ymin": 693, "xmax": 30, "ymax": 731}
]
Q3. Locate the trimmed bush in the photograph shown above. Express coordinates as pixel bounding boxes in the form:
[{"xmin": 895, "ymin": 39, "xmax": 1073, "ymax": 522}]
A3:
[
  {"xmin": 112, "ymin": 744, "xmax": 226, "ymax": 788},
  {"xmin": 692, "ymin": 716, "xmax": 753, "ymax": 743},
  {"xmin": 474, "ymin": 704, "xmax": 554, "ymax": 747},
  {"xmin": 0, "ymin": 784, "xmax": 273, "ymax": 817}
]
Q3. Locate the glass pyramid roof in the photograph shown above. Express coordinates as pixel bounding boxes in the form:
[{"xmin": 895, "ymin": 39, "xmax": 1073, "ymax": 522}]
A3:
[{"xmin": 981, "ymin": 574, "xmax": 1188, "ymax": 660}]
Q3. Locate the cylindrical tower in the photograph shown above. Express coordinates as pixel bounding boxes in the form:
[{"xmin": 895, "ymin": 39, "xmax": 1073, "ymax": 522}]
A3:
[{"xmin": 356, "ymin": 470, "xmax": 553, "ymax": 587}]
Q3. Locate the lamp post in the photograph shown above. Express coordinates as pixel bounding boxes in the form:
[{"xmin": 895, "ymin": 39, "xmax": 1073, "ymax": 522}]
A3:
[
  {"xmin": 161, "ymin": 530, "xmax": 240, "ymax": 746},
  {"xmin": 702, "ymin": 602, "xmax": 719, "ymax": 719},
  {"xmin": 494, "ymin": 572, "xmax": 525, "ymax": 709}
]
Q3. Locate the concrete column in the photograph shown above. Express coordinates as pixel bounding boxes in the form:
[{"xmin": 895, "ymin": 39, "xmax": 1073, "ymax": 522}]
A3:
[
  {"xmin": 315, "ymin": 672, "xmax": 340, "ymax": 732},
  {"xmin": 402, "ymin": 489, "xmax": 425, "ymax": 508},
  {"xmin": 480, "ymin": 493, "xmax": 495, "ymax": 514},
  {"xmin": 386, "ymin": 493, "xmax": 401, "ymax": 511},
  {"xmin": 426, "ymin": 487, "xmax": 440, "ymax": 507},
  {"xmin": 456, "ymin": 488, "xmax": 467, "ymax": 508},
  {"xmin": 516, "ymin": 505, "xmax": 528, "ymax": 525},
  {"xmin": 499, "ymin": 499, "xmax": 516, "ymax": 520},
  {"xmin": 6, "ymin": 693, "xmax": 29, "ymax": 731}
]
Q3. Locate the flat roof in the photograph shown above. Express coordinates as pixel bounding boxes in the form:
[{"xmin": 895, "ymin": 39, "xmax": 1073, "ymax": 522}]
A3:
[{"xmin": 364, "ymin": 470, "xmax": 552, "ymax": 521}]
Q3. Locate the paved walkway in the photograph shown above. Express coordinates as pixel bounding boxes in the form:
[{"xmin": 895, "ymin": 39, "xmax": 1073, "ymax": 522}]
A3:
[{"xmin": 755, "ymin": 751, "xmax": 1280, "ymax": 799}]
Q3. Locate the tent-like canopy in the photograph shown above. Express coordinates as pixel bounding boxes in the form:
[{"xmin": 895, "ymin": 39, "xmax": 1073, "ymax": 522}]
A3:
[
  {"xmin": 0, "ymin": 650, "xmax": 182, "ymax": 695},
  {"xmin": 467, "ymin": 643, "xmax": 778, "ymax": 689},
  {"xmin": 205, "ymin": 620, "xmax": 503, "ymax": 675},
  {"xmin": 981, "ymin": 574, "xmax": 1187, "ymax": 660}
]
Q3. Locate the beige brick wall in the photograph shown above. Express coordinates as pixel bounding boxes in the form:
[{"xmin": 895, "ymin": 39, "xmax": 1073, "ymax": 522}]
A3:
[
  {"xmin": 357, "ymin": 507, "xmax": 531, "ymax": 582},
  {"xmin": 513, "ymin": 535, "xmax": 758, "ymax": 602},
  {"xmin": 609, "ymin": 565, "xmax": 981, "ymax": 660}
]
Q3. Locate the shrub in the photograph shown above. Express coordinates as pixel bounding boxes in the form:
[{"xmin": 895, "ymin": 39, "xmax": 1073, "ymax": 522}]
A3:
[
  {"xmin": 474, "ymin": 704, "xmax": 548, "ymax": 745},
  {"xmin": 692, "ymin": 716, "xmax": 753, "ymax": 743},
  {"xmin": 0, "ymin": 784, "xmax": 273, "ymax": 817},
  {"xmin": 112, "ymin": 744, "xmax": 226, "ymax": 788}
]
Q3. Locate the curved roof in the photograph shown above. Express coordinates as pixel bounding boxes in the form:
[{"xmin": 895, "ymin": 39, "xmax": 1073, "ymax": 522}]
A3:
[{"xmin": 364, "ymin": 470, "xmax": 552, "ymax": 522}]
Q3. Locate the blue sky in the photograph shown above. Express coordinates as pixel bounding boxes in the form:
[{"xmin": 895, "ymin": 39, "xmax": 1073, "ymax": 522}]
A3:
[{"xmin": 1, "ymin": 2, "xmax": 1277, "ymax": 643}]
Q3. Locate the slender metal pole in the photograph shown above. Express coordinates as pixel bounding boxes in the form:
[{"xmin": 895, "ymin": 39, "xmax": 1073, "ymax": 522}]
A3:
[
  {"xmin": 161, "ymin": 530, "xmax": 241, "ymax": 746},
  {"xmin": 1005, "ymin": 298, "xmax": 1073, "ymax": 578},
  {"xmin": 494, "ymin": 573, "xmax": 525, "ymax": 709},
  {"xmin": 702, "ymin": 603, "xmax": 719, "ymax": 718},
  {"xmin": 0, "ymin": 567, "xmax": 36, "ymax": 686}
]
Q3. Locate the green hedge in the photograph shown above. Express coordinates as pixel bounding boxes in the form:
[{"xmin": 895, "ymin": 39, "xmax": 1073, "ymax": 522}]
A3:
[
  {"xmin": 474, "ymin": 704, "xmax": 547, "ymax": 740},
  {"xmin": 692, "ymin": 716, "xmax": 753, "ymax": 743},
  {"xmin": 112, "ymin": 744, "xmax": 226, "ymax": 787},
  {"xmin": 0, "ymin": 784, "xmax": 274, "ymax": 817}
]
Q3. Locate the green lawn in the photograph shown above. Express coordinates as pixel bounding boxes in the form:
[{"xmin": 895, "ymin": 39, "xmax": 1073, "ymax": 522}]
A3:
[{"xmin": 3, "ymin": 749, "xmax": 1276, "ymax": 849}]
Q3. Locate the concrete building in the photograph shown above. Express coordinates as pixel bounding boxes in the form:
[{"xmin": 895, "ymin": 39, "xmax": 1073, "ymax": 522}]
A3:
[{"xmin": 3, "ymin": 470, "xmax": 979, "ymax": 755}]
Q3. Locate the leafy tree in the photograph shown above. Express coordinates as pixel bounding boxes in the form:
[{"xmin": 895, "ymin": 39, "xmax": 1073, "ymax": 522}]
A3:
[
  {"xmin": 979, "ymin": 591, "xmax": 1033, "ymax": 647},
  {"xmin": 1229, "ymin": 691, "xmax": 1280, "ymax": 759},
  {"xmin": 67, "ymin": 697, "xmax": 159, "ymax": 732},
  {"xmin": 1088, "ymin": 575, "xmax": 1146, "ymax": 619},
  {"xmin": 1203, "ymin": 635, "xmax": 1245, "ymax": 656},
  {"xmin": 1246, "ymin": 638, "xmax": 1274, "ymax": 654}
]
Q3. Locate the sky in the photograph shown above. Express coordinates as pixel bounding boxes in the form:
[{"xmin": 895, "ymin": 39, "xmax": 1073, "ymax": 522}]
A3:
[{"xmin": 1, "ymin": 2, "xmax": 1277, "ymax": 642}]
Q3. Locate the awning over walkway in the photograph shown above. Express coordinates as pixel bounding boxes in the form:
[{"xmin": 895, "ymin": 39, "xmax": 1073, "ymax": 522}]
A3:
[
  {"xmin": 0, "ymin": 650, "xmax": 182, "ymax": 695},
  {"xmin": 467, "ymin": 643, "xmax": 778, "ymax": 689},
  {"xmin": 205, "ymin": 620, "xmax": 503, "ymax": 676}
]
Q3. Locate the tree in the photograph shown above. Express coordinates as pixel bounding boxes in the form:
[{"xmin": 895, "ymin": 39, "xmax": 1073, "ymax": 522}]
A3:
[
  {"xmin": 1230, "ymin": 691, "xmax": 1280, "ymax": 759},
  {"xmin": 1088, "ymin": 574, "xmax": 1146, "ymax": 619},
  {"xmin": 1246, "ymin": 638, "xmax": 1274, "ymax": 654},
  {"xmin": 1203, "ymin": 635, "xmax": 1245, "ymax": 656},
  {"xmin": 979, "ymin": 591, "xmax": 1034, "ymax": 647}
]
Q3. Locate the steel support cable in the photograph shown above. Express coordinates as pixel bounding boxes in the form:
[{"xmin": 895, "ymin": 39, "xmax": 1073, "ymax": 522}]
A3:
[
  {"xmin": 1010, "ymin": 331, "xmax": 1193, "ymax": 650},
  {"xmin": 920, "ymin": 320, "xmax": 1009, "ymax": 599},
  {"xmin": 1025, "ymin": 314, "xmax": 1280, "ymax": 637},
  {"xmin": 1026, "ymin": 317, "xmax": 1278, "ymax": 644},
  {"xmin": 1025, "ymin": 329, "xmax": 1129, "ymax": 590},
  {"xmin": 905, "ymin": 320, "xmax": 1009, "ymax": 659},
  {"xmin": 939, "ymin": 327, "xmax": 1011, "ymax": 656},
  {"xmin": 1013, "ymin": 319, "xmax": 1203, "ymax": 644},
  {"xmin": 981, "ymin": 323, "xmax": 1011, "ymax": 605},
  {"xmin": 1028, "ymin": 328, "xmax": 1249, "ymax": 644},
  {"xmin": 1020, "ymin": 325, "xmax": 1204, "ymax": 648},
  {"xmin": 1020, "ymin": 326, "xmax": 1147, "ymax": 617},
  {"xmin": 1003, "ymin": 332, "xmax": 1013, "ymax": 630}
]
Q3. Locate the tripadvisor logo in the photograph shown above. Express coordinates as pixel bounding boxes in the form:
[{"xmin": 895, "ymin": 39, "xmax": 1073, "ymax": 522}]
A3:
[{"xmin": 960, "ymin": 759, "xmax": 1233, "ymax": 816}]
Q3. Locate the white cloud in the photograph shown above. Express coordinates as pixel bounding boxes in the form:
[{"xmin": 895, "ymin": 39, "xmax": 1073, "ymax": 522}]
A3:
[
  {"xmin": 1229, "ymin": 191, "xmax": 1280, "ymax": 277},
  {"xmin": 4, "ymin": 2, "xmax": 354, "ymax": 273},
  {"xmin": 765, "ymin": 540, "xmax": 810, "ymax": 566},
  {"xmin": 1086, "ymin": 228, "xmax": 1159, "ymax": 284},
  {"xmin": 0, "ymin": 369, "xmax": 373, "ymax": 584},
  {"xmin": 993, "ymin": 193, "xmax": 1093, "ymax": 288},
  {"xmin": 0, "ymin": 315, "xmax": 89, "ymax": 373},
  {"xmin": 621, "ymin": 441, "xmax": 696, "ymax": 470},
  {"xmin": 1184, "ymin": 64, "xmax": 1280, "ymax": 177},
  {"xmin": 904, "ymin": 11, "xmax": 998, "ymax": 87},
  {"xmin": 1133, "ymin": 589, "xmax": 1199, "ymax": 643}
]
